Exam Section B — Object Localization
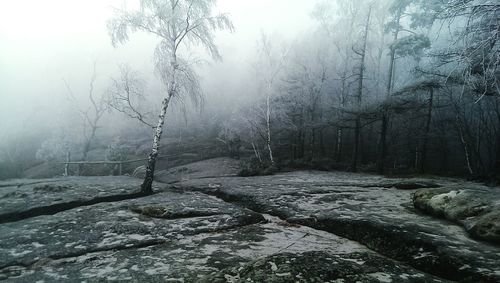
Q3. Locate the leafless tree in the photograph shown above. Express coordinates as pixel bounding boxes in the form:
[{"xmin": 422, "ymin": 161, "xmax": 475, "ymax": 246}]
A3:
[
  {"xmin": 108, "ymin": 0, "xmax": 233, "ymax": 194},
  {"xmin": 107, "ymin": 64, "xmax": 155, "ymax": 128},
  {"xmin": 312, "ymin": 0, "xmax": 361, "ymax": 162},
  {"xmin": 254, "ymin": 33, "xmax": 289, "ymax": 166},
  {"xmin": 351, "ymin": 5, "xmax": 372, "ymax": 172},
  {"xmin": 64, "ymin": 61, "xmax": 107, "ymax": 174}
]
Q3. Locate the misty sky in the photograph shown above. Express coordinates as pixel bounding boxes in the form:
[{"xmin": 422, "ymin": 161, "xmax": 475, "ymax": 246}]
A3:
[{"xmin": 0, "ymin": 0, "xmax": 316, "ymax": 138}]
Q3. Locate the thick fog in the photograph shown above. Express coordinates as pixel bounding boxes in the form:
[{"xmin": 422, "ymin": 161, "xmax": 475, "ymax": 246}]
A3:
[
  {"xmin": 0, "ymin": 0, "xmax": 314, "ymax": 138},
  {"xmin": 0, "ymin": 0, "xmax": 498, "ymax": 181}
]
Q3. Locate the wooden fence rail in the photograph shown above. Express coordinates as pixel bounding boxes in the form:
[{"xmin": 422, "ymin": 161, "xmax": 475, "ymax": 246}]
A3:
[
  {"xmin": 58, "ymin": 151, "xmax": 203, "ymax": 176},
  {"xmin": 56, "ymin": 146, "xmax": 219, "ymax": 176}
]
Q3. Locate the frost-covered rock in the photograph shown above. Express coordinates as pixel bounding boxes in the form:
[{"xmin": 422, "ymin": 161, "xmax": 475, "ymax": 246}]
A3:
[
  {"xmin": 0, "ymin": 177, "xmax": 148, "ymax": 223},
  {"xmin": 202, "ymin": 251, "xmax": 450, "ymax": 283},
  {"xmin": 1, "ymin": 169, "xmax": 499, "ymax": 282},
  {"xmin": 413, "ymin": 187, "xmax": 500, "ymax": 244},
  {"xmin": 0, "ymin": 176, "xmax": 443, "ymax": 282},
  {"xmin": 177, "ymin": 171, "xmax": 500, "ymax": 282},
  {"xmin": 0, "ymin": 180, "xmax": 264, "ymax": 281},
  {"xmin": 469, "ymin": 211, "xmax": 500, "ymax": 244}
]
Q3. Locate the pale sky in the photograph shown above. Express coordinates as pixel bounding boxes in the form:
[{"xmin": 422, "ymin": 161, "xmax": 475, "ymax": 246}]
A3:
[{"xmin": 0, "ymin": 0, "xmax": 316, "ymax": 137}]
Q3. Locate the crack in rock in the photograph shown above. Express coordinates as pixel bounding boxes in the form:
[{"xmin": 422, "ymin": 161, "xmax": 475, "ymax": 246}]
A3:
[{"xmin": 177, "ymin": 181, "xmax": 500, "ymax": 283}]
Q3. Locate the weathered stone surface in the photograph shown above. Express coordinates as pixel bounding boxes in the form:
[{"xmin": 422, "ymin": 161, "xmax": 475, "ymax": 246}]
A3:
[
  {"xmin": 0, "ymin": 177, "xmax": 151, "ymax": 223},
  {"xmin": 2, "ymin": 215, "xmax": 447, "ymax": 282},
  {"xmin": 175, "ymin": 171, "xmax": 500, "ymax": 282},
  {"xmin": 413, "ymin": 187, "xmax": 500, "ymax": 244},
  {"xmin": 469, "ymin": 211, "xmax": 500, "ymax": 244},
  {"xmin": 202, "ymin": 251, "xmax": 450, "ymax": 283},
  {"xmin": 2, "ymin": 167, "xmax": 499, "ymax": 282},
  {"xmin": 377, "ymin": 179, "xmax": 440, "ymax": 190},
  {"xmin": 0, "ymin": 190, "xmax": 263, "ymax": 271}
]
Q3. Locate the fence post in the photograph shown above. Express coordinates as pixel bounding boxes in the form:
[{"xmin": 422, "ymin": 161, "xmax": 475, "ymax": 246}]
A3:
[
  {"xmin": 64, "ymin": 151, "xmax": 71, "ymax": 176},
  {"xmin": 119, "ymin": 162, "xmax": 123, "ymax": 175}
]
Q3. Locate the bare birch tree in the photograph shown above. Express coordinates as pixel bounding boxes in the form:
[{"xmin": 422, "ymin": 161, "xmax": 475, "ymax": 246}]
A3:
[
  {"xmin": 255, "ymin": 33, "xmax": 289, "ymax": 166},
  {"xmin": 108, "ymin": 0, "xmax": 233, "ymax": 194}
]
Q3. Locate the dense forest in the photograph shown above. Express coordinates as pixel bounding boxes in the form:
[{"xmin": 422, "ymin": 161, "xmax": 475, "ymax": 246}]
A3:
[{"xmin": 0, "ymin": 0, "xmax": 498, "ymax": 183}]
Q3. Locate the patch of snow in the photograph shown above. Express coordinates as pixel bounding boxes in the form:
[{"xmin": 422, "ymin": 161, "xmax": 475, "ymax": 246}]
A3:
[
  {"xmin": 145, "ymin": 261, "xmax": 171, "ymax": 275},
  {"xmin": 43, "ymin": 267, "xmax": 69, "ymax": 280},
  {"xmin": 276, "ymin": 272, "xmax": 291, "ymax": 277},
  {"xmin": 269, "ymin": 261, "xmax": 278, "ymax": 271},
  {"xmin": 368, "ymin": 272, "xmax": 393, "ymax": 282},
  {"xmin": 92, "ymin": 266, "xmax": 116, "ymax": 277},
  {"xmin": 399, "ymin": 273, "xmax": 409, "ymax": 279},
  {"xmin": 31, "ymin": 242, "xmax": 44, "ymax": 248},
  {"xmin": 164, "ymin": 278, "xmax": 185, "ymax": 282},
  {"xmin": 128, "ymin": 234, "xmax": 148, "ymax": 241},
  {"xmin": 412, "ymin": 252, "xmax": 435, "ymax": 260},
  {"xmin": 428, "ymin": 191, "xmax": 459, "ymax": 211},
  {"xmin": 224, "ymin": 273, "xmax": 240, "ymax": 283},
  {"xmin": 343, "ymin": 258, "xmax": 365, "ymax": 265},
  {"xmin": 9, "ymin": 249, "xmax": 31, "ymax": 256},
  {"xmin": 459, "ymin": 264, "xmax": 471, "ymax": 270}
]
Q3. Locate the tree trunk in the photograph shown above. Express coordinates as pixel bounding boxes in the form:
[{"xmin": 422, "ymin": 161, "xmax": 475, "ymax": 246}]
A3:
[
  {"xmin": 352, "ymin": 118, "xmax": 361, "ymax": 172},
  {"xmin": 265, "ymin": 91, "xmax": 274, "ymax": 165},
  {"xmin": 335, "ymin": 71, "xmax": 347, "ymax": 163},
  {"xmin": 251, "ymin": 141, "xmax": 262, "ymax": 163},
  {"xmin": 79, "ymin": 124, "xmax": 98, "ymax": 175},
  {"xmin": 300, "ymin": 125, "xmax": 306, "ymax": 159},
  {"xmin": 141, "ymin": 96, "xmax": 172, "ymax": 194},
  {"xmin": 336, "ymin": 128, "xmax": 343, "ymax": 162},
  {"xmin": 142, "ymin": 43, "xmax": 177, "ymax": 194},
  {"xmin": 319, "ymin": 128, "xmax": 325, "ymax": 156},
  {"xmin": 457, "ymin": 116, "xmax": 474, "ymax": 175},
  {"xmin": 309, "ymin": 127, "xmax": 315, "ymax": 161},
  {"xmin": 440, "ymin": 134, "xmax": 449, "ymax": 173},
  {"xmin": 419, "ymin": 88, "xmax": 434, "ymax": 174},
  {"xmin": 351, "ymin": 6, "xmax": 371, "ymax": 172},
  {"xmin": 377, "ymin": 113, "xmax": 388, "ymax": 174},
  {"xmin": 377, "ymin": 8, "xmax": 401, "ymax": 175},
  {"xmin": 64, "ymin": 151, "xmax": 71, "ymax": 176},
  {"xmin": 494, "ymin": 101, "xmax": 500, "ymax": 174},
  {"xmin": 495, "ymin": 133, "xmax": 500, "ymax": 174}
]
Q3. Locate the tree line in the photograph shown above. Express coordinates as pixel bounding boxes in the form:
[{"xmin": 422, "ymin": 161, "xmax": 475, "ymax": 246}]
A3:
[{"xmin": 218, "ymin": 0, "xmax": 499, "ymax": 179}]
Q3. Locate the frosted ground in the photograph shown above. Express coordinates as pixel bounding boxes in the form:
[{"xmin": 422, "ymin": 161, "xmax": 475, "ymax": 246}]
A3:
[{"xmin": 0, "ymin": 158, "xmax": 499, "ymax": 282}]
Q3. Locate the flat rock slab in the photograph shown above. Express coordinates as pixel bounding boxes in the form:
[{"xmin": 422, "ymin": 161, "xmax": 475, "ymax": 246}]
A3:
[
  {"xmin": 0, "ymin": 190, "xmax": 263, "ymax": 271},
  {"xmin": 0, "ymin": 177, "xmax": 153, "ymax": 223},
  {"xmin": 203, "ymin": 251, "xmax": 450, "ymax": 283},
  {"xmin": 1, "ymin": 175, "xmax": 456, "ymax": 282},
  {"xmin": 175, "ymin": 171, "xmax": 500, "ymax": 282},
  {"xmin": 3, "ymin": 215, "xmax": 447, "ymax": 282},
  {"xmin": 2, "ymin": 171, "xmax": 499, "ymax": 282}
]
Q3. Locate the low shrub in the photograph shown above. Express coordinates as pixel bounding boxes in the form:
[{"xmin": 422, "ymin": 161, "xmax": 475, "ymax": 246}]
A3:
[{"xmin": 238, "ymin": 158, "xmax": 277, "ymax": 177}]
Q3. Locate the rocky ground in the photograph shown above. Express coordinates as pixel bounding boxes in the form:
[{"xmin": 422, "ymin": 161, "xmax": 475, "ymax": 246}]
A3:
[
  {"xmin": 0, "ymin": 158, "xmax": 499, "ymax": 282},
  {"xmin": 154, "ymin": 157, "xmax": 241, "ymax": 184}
]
